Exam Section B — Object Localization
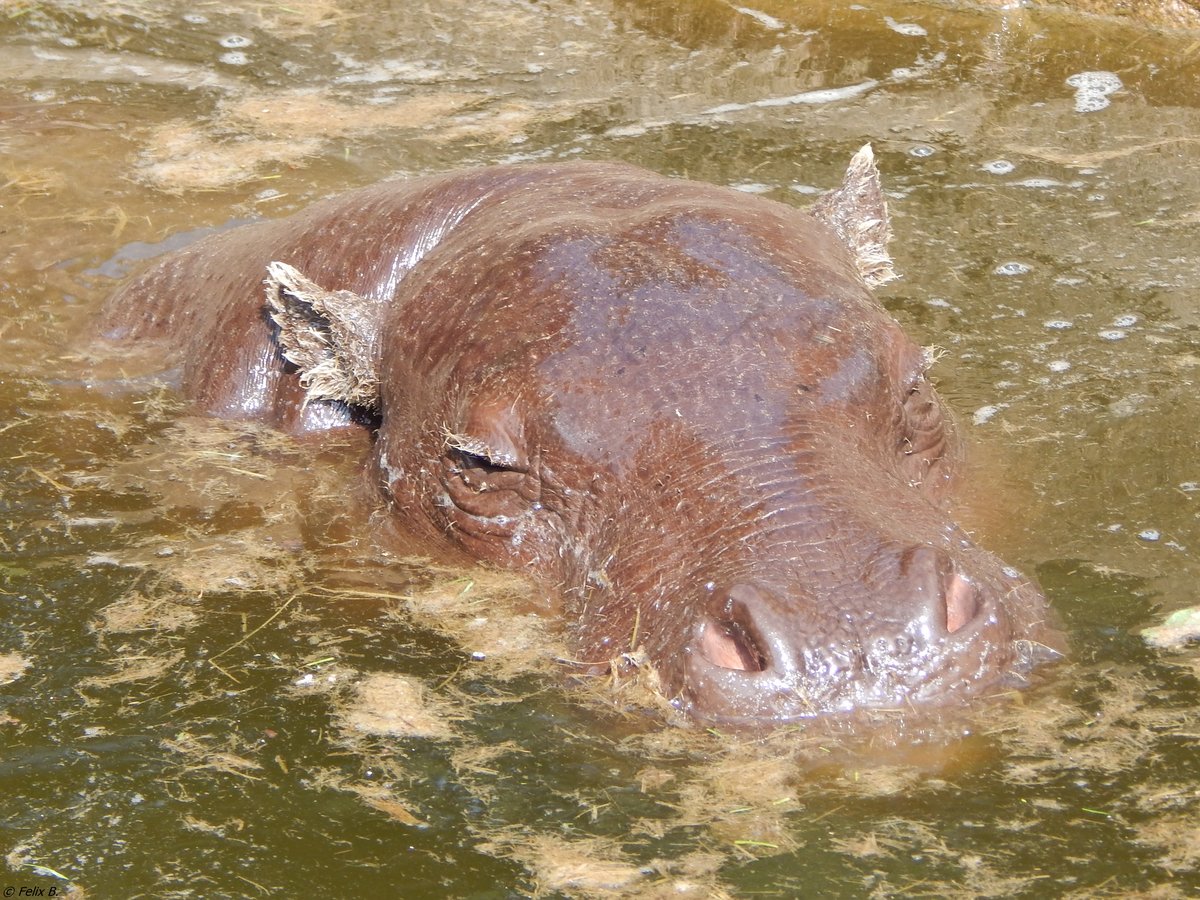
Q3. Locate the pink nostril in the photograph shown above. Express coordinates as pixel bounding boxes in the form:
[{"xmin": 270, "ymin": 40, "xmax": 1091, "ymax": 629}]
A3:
[
  {"xmin": 697, "ymin": 619, "xmax": 766, "ymax": 672},
  {"xmin": 944, "ymin": 572, "xmax": 979, "ymax": 633},
  {"xmin": 897, "ymin": 545, "xmax": 982, "ymax": 635}
]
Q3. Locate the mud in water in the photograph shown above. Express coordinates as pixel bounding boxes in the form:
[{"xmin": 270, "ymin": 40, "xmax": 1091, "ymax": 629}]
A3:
[{"xmin": 2, "ymin": 0, "xmax": 1199, "ymax": 896}]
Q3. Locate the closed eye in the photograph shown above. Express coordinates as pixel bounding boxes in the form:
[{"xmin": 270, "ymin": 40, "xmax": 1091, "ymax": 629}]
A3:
[
  {"xmin": 443, "ymin": 429, "xmax": 524, "ymax": 473},
  {"xmin": 439, "ymin": 430, "xmax": 539, "ymax": 526},
  {"xmin": 896, "ymin": 375, "xmax": 948, "ymax": 485},
  {"xmin": 903, "ymin": 376, "xmax": 938, "ymax": 420},
  {"xmin": 450, "ymin": 446, "xmax": 518, "ymax": 477}
]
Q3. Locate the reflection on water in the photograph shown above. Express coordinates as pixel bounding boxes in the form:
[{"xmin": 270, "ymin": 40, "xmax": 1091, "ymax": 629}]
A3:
[{"xmin": 2, "ymin": 0, "xmax": 1198, "ymax": 896}]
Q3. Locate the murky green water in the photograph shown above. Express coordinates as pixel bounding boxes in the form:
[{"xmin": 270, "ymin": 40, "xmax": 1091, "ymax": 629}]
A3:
[{"xmin": 2, "ymin": 1, "xmax": 1199, "ymax": 896}]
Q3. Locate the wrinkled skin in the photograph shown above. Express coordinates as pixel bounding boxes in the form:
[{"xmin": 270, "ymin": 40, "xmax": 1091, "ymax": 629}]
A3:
[{"xmin": 98, "ymin": 153, "xmax": 1059, "ymax": 725}]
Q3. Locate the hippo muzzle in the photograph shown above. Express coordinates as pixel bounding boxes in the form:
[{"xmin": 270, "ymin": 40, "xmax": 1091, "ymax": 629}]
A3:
[
  {"xmin": 684, "ymin": 545, "xmax": 1048, "ymax": 724},
  {"xmin": 98, "ymin": 147, "xmax": 1061, "ymax": 726}
]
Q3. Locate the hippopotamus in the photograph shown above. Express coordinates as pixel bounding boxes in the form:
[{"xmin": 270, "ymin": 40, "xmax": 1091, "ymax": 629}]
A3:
[{"xmin": 97, "ymin": 147, "xmax": 1058, "ymax": 724}]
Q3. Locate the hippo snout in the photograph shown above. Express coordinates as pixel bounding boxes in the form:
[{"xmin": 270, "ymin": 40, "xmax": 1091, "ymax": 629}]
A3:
[{"xmin": 680, "ymin": 546, "xmax": 1037, "ymax": 724}]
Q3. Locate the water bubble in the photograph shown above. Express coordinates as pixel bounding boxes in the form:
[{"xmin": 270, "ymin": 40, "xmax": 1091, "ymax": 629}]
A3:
[
  {"xmin": 1110, "ymin": 394, "xmax": 1142, "ymax": 419},
  {"xmin": 1002, "ymin": 566, "xmax": 1022, "ymax": 579},
  {"xmin": 1180, "ymin": 482, "xmax": 1200, "ymax": 492},
  {"xmin": 220, "ymin": 52, "xmax": 249, "ymax": 66},
  {"xmin": 1065, "ymin": 71, "xmax": 1122, "ymax": 113},
  {"xmin": 1044, "ymin": 319, "xmax": 1074, "ymax": 330},
  {"xmin": 884, "ymin": 16, "xmax": 928, "ymax": 36},
  {"xmin": 736, "ymin": 7, "xmax": 785, "ymax": 29},
  {"xmin": 982, "ymin": 159, "xmax": 1015, "ymax": 175},
  {"xmin": 1138, "ymin": 529, "xmax": 1161, "ymax": 542},
  {"xmin": 909, "ymin": 144, "xmax": 936, "ymax": 158},
  {"xmin": 732, "ymin": 182, "xmax": 773, "ymax": 194},
  {"xmin": 604, "ymin": 123, "xmax": 645, "ymax": 139},
  {"xmin": 1013, "ymin": 177, "xmax": 1065, "ymax": 189},
  {"xmin": 1074, "ymin": 94, "xmax": 1110, "ymax": 113},
  {"xmin": 994, "ymin": 261, "xmax": 1031, "ymax": 276},
  {"xmin": 183, "ymin": 13, "xmax": 209, "ymax": 24},
  {"xmin": 1048, "ymin": 360, "xmax": 1071, "ymax": 373},
  {"xmin": 972, "ymin": 404, "xmax": 1003, "ymax": 425},
  {"xmin": 220, "ymin": 34, "xmax": 253, "ymax": 48},
  {"xmin": 1112, "ymin": 314, "xmax": 1138, "ymax": 327},
  {"xmin": 1066, "ymin": 71, "xmax": 1121, "ymax": 91},
  {"xmin": 1098, "ymin": 329, "xmax": 1127, "ymax": 341}
]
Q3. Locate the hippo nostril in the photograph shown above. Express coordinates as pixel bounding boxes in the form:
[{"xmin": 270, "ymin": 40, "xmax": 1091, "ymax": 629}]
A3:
[
  {"xmin": 896, "ymin": 546, "xmax": 982, "ymax": 635},
  {"xmin": 944, "ymin": 571, "xmax": 980, "ymax": 634},
  {"xmin": 698, "ymin": 618, "xmax": 767, "ymax": 672}
]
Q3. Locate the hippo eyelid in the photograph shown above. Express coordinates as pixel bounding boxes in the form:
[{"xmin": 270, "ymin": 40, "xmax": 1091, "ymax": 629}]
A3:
[
  {"xmin": 902, "ymin": 374, "xmax": 939, "ymax": 411},
  {"xmin": 442, "ymin": 430, "xmax": 525, "ymax": 471},
  {"xmin": 899, "ymin": 346, "xmax": 936, "ymax": 396},
  {"xmin": 448, "ymin": 443, "xmax": 521, "ymax": 473},
  {"xmin": 902, "ymin": 366, "xmax": 928, "ymax": 396}
]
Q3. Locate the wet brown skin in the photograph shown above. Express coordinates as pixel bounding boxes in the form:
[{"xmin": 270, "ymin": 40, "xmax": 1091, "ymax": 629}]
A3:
[{"xmin": 97, "ymin": 154, "xmax": 1059, "ymax": 725}]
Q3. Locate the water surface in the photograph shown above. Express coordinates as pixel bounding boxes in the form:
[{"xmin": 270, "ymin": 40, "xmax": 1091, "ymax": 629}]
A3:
[{"xmin": 2, "ymin": 1, "xmax": 1199, "ymax": 896}]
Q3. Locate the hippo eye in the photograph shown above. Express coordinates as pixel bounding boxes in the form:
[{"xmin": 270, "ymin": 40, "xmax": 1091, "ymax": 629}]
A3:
[
  {"xmin": 439, "ymin": 428, "xmax": 539, "ymax": 532},
  {"xmin": 444, "ymin": 433, "xmax": 521, "ymax": 473},
  {"xmin": 450, "ymin": 446, "xmax": 518, "ymax": 480},
  {"xmin": 897, "ymin": 376, "xmax": 948, "ymax": 485},
  {"xmin": 444, "ymin": 436, "xmax": 527, "ymax": 492},
  {"xmin": 901, "ymin": 376, "xmax": 940, "ymax": 425}
]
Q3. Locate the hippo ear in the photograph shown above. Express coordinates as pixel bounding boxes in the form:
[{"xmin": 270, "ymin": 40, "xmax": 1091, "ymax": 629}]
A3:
[
  {"xmin": 810, "ymin": 144, "xmax": 897, "ymax": 288},
  {"xmin": 264, "ymin": 261, "xmax": 381, "ymax": 411}
]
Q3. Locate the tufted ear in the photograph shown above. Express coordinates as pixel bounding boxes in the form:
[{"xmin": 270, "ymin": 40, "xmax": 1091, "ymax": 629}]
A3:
[
  {"xmin": 809, "ymin": 144, "xmax": 897, "ymax": 289},
  {"xmin": 264, "ymin": 261, "xmax": 382, "ymax": 410}
]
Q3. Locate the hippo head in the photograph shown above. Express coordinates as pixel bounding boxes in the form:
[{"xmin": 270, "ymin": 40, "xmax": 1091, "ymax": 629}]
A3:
[{"xmin": 268, "ymin": 149, "xmax": 1057, "ymax": 725}]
